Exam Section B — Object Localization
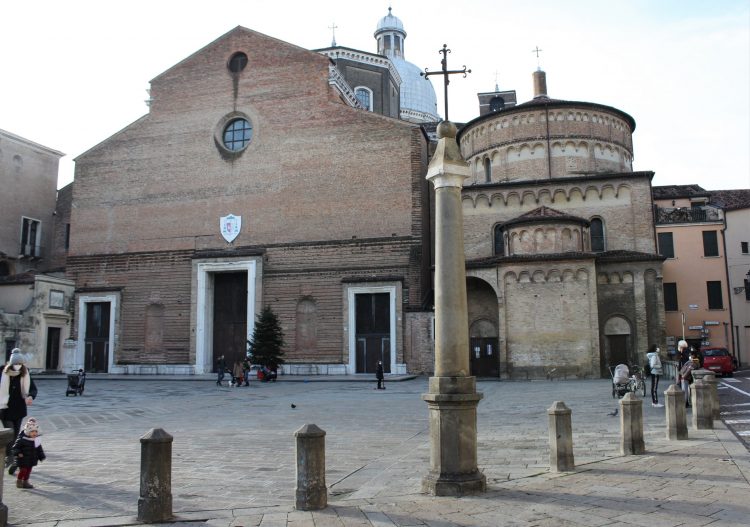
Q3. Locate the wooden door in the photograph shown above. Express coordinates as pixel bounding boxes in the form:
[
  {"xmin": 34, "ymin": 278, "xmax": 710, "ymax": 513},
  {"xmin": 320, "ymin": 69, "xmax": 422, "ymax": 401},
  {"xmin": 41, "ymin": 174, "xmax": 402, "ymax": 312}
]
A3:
[
  {"xmin": 212, "ymin": 272, "xmax": 248, "ymax": 370},
  {"xmin": 85, "ymin": 302, "xmax": 110, "ymax": 372},
  {"xmin": 46, "ymin": 327, "xmax": 61, "ymax": 370},
  {"xmin": 355, "ymin": 293, "xmax": 391, "ymax": 373},
  {"xmin": 469, "ymin": 337, "xmax": 499, "ymax": 377}
]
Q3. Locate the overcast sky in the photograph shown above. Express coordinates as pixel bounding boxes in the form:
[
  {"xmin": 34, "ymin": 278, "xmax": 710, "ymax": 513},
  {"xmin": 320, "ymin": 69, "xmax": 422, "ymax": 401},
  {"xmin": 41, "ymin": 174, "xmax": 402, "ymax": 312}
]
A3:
[{"xmin": 2, "ymin": 0, "xmax": 748, "ymax": 190}]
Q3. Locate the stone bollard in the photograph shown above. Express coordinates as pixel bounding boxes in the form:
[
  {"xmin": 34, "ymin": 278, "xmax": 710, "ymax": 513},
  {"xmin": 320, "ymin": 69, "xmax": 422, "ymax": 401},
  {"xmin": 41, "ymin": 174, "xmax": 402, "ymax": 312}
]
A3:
[
  {"xmin": 692, "ymin": 369, "xmax": 719, "ymax": 420},
  {"xmin": 619, "ymin": 392, "xmax": 645, "ymax": 455},
  {"xmin": 664, "ymin": 384, "xmax": 688, "ymax": 440},
  {"xmin": 548, "ymin": 401, "xmax": 575, "ymax": 472},
  {"xmin": 703, "ymin": 373, "xmax": 720, "ymax": 420},
  {"xmin": 295, "ymin": 424, "xmax": 327, "ymax": 510},
  {"xmin": 137, "ymin": 428, "xmax": 173, "ymax": 523},
  {"xmin": 0, "ymin": 428, "xmax": 13, "ymax": 527},
  {"xmin": 691, "ymin": 380, "xmax": 713, "ymax": 430}
]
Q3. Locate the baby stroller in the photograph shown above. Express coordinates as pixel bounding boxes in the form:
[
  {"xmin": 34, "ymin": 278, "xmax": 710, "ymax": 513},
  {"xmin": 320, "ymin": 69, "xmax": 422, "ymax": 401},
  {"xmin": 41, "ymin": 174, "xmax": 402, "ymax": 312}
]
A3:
[
  {"xmin": 65, "ymin": 369, "xmax": 86, "ymax": 396},
  {"xmin": 609, "ymin": 364, "xmax": 631, "ymax": 399}
]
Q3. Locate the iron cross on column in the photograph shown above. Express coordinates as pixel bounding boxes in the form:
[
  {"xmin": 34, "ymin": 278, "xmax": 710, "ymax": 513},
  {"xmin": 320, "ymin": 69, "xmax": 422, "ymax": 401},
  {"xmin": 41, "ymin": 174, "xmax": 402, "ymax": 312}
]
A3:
[{"xmin": 420, "ymin": 44, "xmax": 471, "ymax": 122}]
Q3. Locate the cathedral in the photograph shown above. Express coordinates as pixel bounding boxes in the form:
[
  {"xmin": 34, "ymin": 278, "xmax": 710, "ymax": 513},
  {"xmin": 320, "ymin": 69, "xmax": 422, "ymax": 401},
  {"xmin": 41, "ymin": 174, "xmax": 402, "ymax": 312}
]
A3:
[{"xmin": 61, "ymin": 9, "xmax": 665, "ymax": 378}]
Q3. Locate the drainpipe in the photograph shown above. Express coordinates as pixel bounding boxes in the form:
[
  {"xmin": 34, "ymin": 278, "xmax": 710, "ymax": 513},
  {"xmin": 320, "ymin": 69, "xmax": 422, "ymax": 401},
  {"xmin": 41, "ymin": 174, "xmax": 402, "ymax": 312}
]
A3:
[{"xmin": 719, "ymin": 210, "xmax": 736, "ymax": 356}]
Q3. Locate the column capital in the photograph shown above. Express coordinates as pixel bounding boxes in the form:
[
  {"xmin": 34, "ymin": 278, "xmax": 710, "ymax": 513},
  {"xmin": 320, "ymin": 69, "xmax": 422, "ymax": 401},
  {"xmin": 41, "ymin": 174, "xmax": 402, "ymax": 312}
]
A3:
[{"xmin": 426, "ymin": 121, "xmax": 470, "ymax": 189}]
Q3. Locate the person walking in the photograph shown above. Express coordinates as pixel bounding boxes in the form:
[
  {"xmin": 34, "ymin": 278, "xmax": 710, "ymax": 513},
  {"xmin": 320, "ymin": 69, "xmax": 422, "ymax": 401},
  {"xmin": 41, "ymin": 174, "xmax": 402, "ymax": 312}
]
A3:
[
  {"xmin": 232, "ymin": 360, "xmax": 244, "ymax": 387},
  {"xmin": 0, "ymin": 348, "xmax": 37, "ymax": 474},
  {"xmin": 375, "ymin": 360, "xmax": 385, "ymax": 390},
  {"xmin": 216, "ymin": 355, "xmax": 226, "ymax": 386},
  {"xmin": 11, "ymin": 417, "xmax": 45, "ymax": 489},
  {"xmin": 678, "ymin": 351, "xmax": 698, "ymax": 408},
  {"xmin": 646, "ymin": 344, "xmax": 664, "ymax": 407},
  {"xmin": 677, "ymin": 340, "xmax": 689, "ymax": 368}
]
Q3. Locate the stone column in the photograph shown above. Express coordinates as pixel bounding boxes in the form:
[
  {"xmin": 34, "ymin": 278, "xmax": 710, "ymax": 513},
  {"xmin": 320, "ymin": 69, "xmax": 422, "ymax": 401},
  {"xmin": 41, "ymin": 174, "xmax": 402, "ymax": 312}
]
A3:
[
  {"xmin": 422, "ymin": 121, "xmax": 486, "ymax": 496},
  {"xmin": 294, "ymin": 424, "xmax": 327, "ymax": 510},
  {"xmin": 664, "ymin": 384, "xmax": 688, "ymax": 440},
  {"xmin": 548, "ymin": 401, "xmax": 575, "ymax": 472},
  {"xmin": 619, "ymin": 393, "xmax": 645, "ymax": 455},
  {"xmin": 137, "ymin": 428, "xmax": 173, "ymax": 523},
  {"xmin": 691, "ymin": 380, "xmax": 713, "ymax": 430},
  {"xmin": 0, "ymin": 428, "xmax": 13, "ymax": 527}
]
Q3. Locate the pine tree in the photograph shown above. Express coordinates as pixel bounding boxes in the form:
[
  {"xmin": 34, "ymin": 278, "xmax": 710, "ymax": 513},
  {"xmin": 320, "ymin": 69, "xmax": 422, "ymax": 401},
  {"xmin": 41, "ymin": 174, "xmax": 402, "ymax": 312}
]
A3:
[{"xmin": 247, "ymin": 306, "xmax": 285, "ymax": 371}]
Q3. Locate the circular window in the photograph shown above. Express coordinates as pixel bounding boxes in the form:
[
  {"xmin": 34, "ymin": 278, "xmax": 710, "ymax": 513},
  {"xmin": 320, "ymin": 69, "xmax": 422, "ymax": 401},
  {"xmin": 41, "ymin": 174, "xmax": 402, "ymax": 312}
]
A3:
[
  {"xmin": 228, "ymin": 52, "xmax": 248, "ymax": 73},
  {"xmin": 223, "ymin": 118, "xmax": 253, "ymax": 151}
]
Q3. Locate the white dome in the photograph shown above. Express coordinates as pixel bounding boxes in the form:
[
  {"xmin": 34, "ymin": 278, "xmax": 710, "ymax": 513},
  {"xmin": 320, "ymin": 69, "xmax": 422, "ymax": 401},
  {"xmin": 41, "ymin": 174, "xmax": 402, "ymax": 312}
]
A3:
[
  {"xmin": 376, "ymin": 8, "xmax": 405, "ymax": 34},
  {"xmin": 393, "ymin": 57, "xmax": 440, "ymax": 122}
]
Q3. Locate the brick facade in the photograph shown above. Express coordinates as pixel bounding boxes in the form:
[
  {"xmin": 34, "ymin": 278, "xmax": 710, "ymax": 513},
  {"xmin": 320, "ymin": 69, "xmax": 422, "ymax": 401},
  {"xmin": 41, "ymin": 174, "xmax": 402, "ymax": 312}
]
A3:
[{"xmin": 66, "ymin": 27, "xmax": 430, "ymax": 374}]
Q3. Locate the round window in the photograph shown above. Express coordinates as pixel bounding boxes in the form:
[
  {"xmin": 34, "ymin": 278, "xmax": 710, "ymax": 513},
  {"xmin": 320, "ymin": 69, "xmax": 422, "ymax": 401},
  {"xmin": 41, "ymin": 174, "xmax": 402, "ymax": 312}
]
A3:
[
  {"xmin": 223, "ymin": 118, "xmax": 253, "ymax": 151},
  {"xmin": 228, "ymin": 52, "xmax": 248, "ymax": 73}
]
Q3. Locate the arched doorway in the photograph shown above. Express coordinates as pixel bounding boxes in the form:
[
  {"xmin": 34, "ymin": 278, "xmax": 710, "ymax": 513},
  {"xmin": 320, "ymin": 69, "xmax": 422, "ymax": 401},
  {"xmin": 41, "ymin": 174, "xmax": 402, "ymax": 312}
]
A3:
[
  {"xmin": 467, "ymin": 277, "xmax": 500, "ymax": 377},
  {"xmin": 603, "ymin": 315, "xmax": 632, "ymax": 377}
]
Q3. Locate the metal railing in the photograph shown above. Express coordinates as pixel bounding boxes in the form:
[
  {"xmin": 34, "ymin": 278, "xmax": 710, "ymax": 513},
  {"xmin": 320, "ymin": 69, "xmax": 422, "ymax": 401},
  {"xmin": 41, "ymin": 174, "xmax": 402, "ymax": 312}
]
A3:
[{"xmin": 654, "ymin": 206, "xmax": 721, "ymax": 225}]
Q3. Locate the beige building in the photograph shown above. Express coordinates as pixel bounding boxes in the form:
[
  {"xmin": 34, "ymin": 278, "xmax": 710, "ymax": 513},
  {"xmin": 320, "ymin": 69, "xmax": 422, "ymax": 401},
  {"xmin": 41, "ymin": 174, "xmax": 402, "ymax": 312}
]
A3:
[
  {"xmin": 652, "ymin": 185, "xmax": 732, "ymax": 356},
  {"xmin": 456, "ymin": 70, "xmax": 665, "ymax": 379},
  {"xmin": 0, "ymin": 129, "xmax": 74, "ymax": 368}
]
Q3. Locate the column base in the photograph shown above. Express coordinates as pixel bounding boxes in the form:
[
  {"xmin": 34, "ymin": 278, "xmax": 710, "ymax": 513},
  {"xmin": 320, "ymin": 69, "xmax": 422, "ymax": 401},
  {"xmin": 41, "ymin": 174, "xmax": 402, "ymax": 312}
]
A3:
[
  {"xmin": 422, "ymin": 470, "xmax": 486, "ymax": 496},
  {"xmin": 137, "ymin": 496, "xmax": 173, "ymax": 523}
]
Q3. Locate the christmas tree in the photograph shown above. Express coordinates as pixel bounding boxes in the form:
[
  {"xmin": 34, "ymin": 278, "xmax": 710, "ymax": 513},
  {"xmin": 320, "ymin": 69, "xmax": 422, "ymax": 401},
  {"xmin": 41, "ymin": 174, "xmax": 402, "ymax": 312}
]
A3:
[{"xmin": 247, "ymin": 306, "xmax": 286, "ymax": 371}]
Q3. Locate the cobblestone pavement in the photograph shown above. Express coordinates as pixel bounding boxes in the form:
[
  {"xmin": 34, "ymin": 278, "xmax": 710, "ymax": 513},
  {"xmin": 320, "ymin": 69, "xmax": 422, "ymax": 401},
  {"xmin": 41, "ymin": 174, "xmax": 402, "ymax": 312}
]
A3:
[{"xmin": 3, "ymin": 376, "xmax": 749, "ymax": 526}]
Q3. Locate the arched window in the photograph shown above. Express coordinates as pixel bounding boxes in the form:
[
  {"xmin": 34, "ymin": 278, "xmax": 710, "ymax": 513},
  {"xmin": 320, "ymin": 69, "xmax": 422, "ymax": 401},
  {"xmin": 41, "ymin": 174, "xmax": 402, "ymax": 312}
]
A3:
[
  {"xmin": 483, "ymin": 158, "xmax": 492, "ymax": 183},
  {"xmin": 493, "ymin": 225, "xmax": 504, "ymax": 256},
  {"xmin": 489, "ymin": 96, "xmax": 505, "ymax": 112},
  {"xmin": 590, "ymin": 218, "xmax": 605, "ymax": 252},
  {"xmin": 354, "ymin": 87, "xmax": 373, "ymax": 111}
]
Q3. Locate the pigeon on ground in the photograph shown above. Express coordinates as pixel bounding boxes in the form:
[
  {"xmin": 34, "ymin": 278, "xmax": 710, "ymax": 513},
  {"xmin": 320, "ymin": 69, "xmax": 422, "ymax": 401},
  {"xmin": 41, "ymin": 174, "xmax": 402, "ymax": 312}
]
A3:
[
  {"xmin": 291, "ymin": 404, "xmax": 296, "ymax": 409},
  {"xmin": 607, "ymin": 408, "xmax": 618, "ymax": 417}
]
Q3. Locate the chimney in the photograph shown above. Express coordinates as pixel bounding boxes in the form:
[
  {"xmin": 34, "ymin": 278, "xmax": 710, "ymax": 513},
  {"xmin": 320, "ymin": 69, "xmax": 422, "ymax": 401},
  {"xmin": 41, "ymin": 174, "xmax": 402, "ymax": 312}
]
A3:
[{"xmin": 533, "ymin": 68, "xmax": 547, "ymax": 98}]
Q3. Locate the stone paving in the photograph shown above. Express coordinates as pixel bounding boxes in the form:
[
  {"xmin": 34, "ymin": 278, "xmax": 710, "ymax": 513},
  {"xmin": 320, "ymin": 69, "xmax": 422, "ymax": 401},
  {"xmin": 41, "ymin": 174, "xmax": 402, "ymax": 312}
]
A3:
[{"xmin": 3, "ymin": 376, "xmax": 749, "ymax": 526}]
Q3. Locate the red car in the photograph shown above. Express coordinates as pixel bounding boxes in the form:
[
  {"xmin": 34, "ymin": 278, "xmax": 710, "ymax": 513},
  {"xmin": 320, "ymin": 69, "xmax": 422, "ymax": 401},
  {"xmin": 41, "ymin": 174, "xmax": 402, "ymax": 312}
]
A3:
[{"xmin": 701, "ymin": 347, "xmax": 736, "ymax": 377}]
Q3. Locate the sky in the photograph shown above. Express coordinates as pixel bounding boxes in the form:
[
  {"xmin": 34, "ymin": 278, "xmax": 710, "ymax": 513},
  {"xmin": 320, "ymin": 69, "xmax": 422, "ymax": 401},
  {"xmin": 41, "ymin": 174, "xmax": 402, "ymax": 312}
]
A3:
[{"xmin": 1, "ymin": 0, "xmax": 748, "ymax": 191}]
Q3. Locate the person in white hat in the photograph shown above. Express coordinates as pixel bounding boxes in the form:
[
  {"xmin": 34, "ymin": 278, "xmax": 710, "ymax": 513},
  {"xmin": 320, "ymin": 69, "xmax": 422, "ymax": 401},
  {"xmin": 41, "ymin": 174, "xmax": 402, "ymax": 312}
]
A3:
[{"xmin": 0, "ymin": 348, "xmax": 37, "ymax": 474}]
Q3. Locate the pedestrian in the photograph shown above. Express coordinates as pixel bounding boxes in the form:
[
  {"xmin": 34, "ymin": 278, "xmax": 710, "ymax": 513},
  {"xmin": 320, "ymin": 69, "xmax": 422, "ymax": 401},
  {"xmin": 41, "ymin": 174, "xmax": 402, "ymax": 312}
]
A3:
[
  {"xmin": 232, "ymin": 360, "xmax": 244, "ymax": 387},
  {"xmin": 11, "ymin": 417, "xmax": 45, "ymax": 489},
  {"xmin": 216, "ymin": 355, "xmax": 226, "ymax": 386},
  {"xmin": 678, "ymin": 351, "xmax": 698, "ymax": 408},
  {"xmin": 0, "ymin": 348, "xmax": 37, "ymax": 474},
  {"xmin": 677, "ymin": 340, "xmax": 689, "ymax": 368},
  {"xmin": 375, "ymin": 360, "xmax": 385, "ymax": 390},
  {"xmin": 646, "ymin": 344, "xmax": 664, "ymax": 407},
  {"xmin": 242, "ymin": 355, "xmax": 252, "ymax": 386}
]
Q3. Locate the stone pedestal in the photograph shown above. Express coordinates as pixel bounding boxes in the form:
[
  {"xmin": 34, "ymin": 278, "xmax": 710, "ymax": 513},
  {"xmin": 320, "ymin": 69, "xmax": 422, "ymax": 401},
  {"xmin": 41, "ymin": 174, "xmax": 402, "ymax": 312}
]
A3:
[
  {"xmin": 137, "ymin": 428, "xmax": 173, "ymax": 523},
  {"xmin": 664, "ymin": 384, "xmax": 688, "ymax": 440},
  {"xmin": 294, "ymin": 424, "xmax": 327, "ymax": 510},
  {"xmin": 422, "ymin": 377, "xmax": 485, "ymax": 495},
  {"xmin": 0, "ymin": 428, "xmax": 13, "ymax": 527},
  {"xmin": 691, "ymin": 380, "xmax": 713, "ymax": 430},
  {"xmin": 619, "ymin": 393, "xmax": 645, "ymax": 455},
  {"xmin": 421, "ymin": 121, "xmax": 485, "ymax": 496},
  {"xmin": 548, "ymin": 401, "xmax": 574, "ymax": 472}
]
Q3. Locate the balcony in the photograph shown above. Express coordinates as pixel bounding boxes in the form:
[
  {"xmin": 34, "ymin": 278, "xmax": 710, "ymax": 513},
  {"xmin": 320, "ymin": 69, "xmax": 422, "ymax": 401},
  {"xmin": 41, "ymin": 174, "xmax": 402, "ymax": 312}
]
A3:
[{"xmin": 654, "ymin": 206, "xmax": 721, "ymax": 225}]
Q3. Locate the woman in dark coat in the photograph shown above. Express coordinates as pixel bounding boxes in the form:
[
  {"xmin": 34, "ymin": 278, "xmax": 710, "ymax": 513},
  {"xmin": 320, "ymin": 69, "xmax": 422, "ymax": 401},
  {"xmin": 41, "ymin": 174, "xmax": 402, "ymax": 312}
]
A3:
[
  {"xmin": 376, "ymin": 360, "xmax": 385, "ymax": 390},
  {"xmin": 11, "ymin": 417, "xmax": 45, "ymax": 489},
  {"xmin": 0, "ymin": 349, "xmax": 37, "ymax": 473}
]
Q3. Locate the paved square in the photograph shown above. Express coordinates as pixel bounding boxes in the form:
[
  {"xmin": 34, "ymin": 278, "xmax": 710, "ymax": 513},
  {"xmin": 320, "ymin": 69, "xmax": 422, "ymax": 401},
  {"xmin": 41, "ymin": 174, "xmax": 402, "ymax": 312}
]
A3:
[{"xmin": 4, "ymin": 377, "xmax": 749, "ymax": 526}]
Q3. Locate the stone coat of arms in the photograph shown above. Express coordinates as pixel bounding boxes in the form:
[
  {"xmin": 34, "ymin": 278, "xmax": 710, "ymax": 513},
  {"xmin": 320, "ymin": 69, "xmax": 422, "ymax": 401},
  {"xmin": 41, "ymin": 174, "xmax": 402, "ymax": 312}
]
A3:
[{"xmin": 220, "ymin": 214, "xmax": 242, "ymax": 243}]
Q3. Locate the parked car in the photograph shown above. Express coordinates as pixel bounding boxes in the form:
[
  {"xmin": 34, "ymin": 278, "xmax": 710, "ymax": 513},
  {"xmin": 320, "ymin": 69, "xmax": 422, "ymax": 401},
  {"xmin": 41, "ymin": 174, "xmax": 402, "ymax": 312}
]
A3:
[{"xmin": 701, "ymin": 347, "xmax": 735, "ymax": 377}]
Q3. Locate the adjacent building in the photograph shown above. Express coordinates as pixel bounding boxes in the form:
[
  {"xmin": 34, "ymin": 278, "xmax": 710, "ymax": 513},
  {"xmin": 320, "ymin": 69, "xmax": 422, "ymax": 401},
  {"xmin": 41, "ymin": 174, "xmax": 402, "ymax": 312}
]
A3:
[{"xmin": 0, "ymin": 129, "xmax": 74, "ymax": 369}]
